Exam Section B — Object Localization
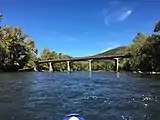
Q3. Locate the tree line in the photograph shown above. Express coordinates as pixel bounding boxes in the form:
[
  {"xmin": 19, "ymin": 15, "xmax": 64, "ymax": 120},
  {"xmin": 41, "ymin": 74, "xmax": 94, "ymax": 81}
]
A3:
[{"xmin": 0, "ymin": 14, "xmax": 160, "ymax": 72}]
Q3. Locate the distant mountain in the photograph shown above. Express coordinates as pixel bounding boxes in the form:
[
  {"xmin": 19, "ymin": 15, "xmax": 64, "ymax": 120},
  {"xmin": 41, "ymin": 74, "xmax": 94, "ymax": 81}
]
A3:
[{"xmin": 95, "ymin": 46, "xmax": 127, "ymax": 56}]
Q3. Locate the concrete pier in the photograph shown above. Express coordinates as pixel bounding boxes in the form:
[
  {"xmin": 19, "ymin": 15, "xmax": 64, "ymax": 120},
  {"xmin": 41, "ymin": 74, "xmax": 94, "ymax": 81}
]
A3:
[
  {"xmin": 34, "ymin": 67, "xmax": 37, "ymax": 71},
  {"xmin": 49, "ymin": 62, "xmax": 53, "ymax": 72},
  {"xmin": 114, "ymin": 58, "xmax": 119, "ymax": 72},
  {"xmin": 67, "ymin": 61, "xmax": 70, "ymax": 72},
  {"xmin": 88, "ymin": 60, "xmax": 92, "ymax": 72}
]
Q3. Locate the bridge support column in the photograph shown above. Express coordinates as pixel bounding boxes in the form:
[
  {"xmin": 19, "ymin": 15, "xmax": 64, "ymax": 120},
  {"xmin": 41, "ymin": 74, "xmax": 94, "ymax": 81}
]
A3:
[
  {"xmin": 88, "ymin": 60, "xmax": 92, "ymax": 72},
  {"xmin": 34, "ymin": 67, "xmax": 37, "ymax": 71},
  {"xmin": 49, "ymin": 62, "xmax": 53, "ymax": 72},
  {"xmin": 114, "ymin": 58, "xmax": 119, "ymax": 72},
  {"xmin": 34, "ymin": 62, "xmax": 39, "ymax": 71},
  {"xmin": 67, "ymin": 61, "xmax": 70, "ymax": 72}
]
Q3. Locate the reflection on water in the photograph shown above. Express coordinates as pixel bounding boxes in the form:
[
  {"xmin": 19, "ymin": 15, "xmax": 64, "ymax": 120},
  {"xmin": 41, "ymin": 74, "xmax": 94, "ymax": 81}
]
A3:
[
  {"xmin": 116, "ymin": 72, "xmax": 119, "ymax": 78},
  {"xmin": 0, "ymin": 72, "xmax": 160, "ymax": 120},
  {"xmin": 89, "ymin": 72, "xmax": 92, "ymax": 78}
]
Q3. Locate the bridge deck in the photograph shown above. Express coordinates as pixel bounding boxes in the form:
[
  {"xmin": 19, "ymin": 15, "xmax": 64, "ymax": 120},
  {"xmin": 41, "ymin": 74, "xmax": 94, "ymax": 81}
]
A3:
[{"xmin": 38, "ymin": 54, "xmax": 132, "ymax": 64}]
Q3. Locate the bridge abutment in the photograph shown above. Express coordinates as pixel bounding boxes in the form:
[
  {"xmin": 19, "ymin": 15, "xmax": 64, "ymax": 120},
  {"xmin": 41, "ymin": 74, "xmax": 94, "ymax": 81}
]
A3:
[{"xmin": 49, "ymin": 62, "xmax": 53, "ymax": 72}]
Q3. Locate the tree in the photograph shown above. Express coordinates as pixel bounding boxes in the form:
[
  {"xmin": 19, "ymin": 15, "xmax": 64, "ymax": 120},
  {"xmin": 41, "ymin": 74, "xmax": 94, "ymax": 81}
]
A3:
[
  {"xmin": 0, "ymin": 14, "xmax": 2, "ymax": 23},
  {"xmin": 39, "ymin": 48, "xmax": 71, "ymax": 71},
  {"xmin": 24, "ymin": 39, "xmax": 38, "ymax": 68},
  {"xmin": 123, "ymin": 33, "xmax": 149, "ymax": 71},
  {"xmin": 154, "ymin": 20, "xmax": 160, "ymax": 32},
  {"xmin": 0, "ymin": 26, "xmax": 38, "ymax": 71},
  {"xmin": 141, "ymin": 34, "xmax": 160, "ymax": 71},
  {"xmin": 0, "ymin": 14, "xmax": 38, "ymax": 71},
  {"xmin": 122, "ymin": 21, "xmax": 160, "ymax": 72}
]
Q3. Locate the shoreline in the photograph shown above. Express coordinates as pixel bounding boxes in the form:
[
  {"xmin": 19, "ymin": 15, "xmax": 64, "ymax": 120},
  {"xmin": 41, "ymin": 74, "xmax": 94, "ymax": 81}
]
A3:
[
  {"xmin": 1, "ymin": 69, "xmax": 160, "ymax": 75},
  {"xmin": 133, "ymin": 71, "xmax": 160, "ymax": 75}
]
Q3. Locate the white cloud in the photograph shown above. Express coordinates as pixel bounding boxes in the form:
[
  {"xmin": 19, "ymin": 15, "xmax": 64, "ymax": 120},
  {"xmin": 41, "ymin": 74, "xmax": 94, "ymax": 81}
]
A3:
[
  {"xmin": 102, "ymin": 0, "xmax": 132, "ymax": 26},
  {"xmin": 118, "ymin": 10, "xmax": 132, "ymax": 21},
  {"xmin": 104, "ymin": 9, "xmax": 132, "ymax": 26}
]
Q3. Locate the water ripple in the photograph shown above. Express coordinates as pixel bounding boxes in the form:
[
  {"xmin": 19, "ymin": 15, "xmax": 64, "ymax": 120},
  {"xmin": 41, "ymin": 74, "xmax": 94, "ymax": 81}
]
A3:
[{"xmin": 0, "ymin": 72, "xmax": 160, "ymax": 120}]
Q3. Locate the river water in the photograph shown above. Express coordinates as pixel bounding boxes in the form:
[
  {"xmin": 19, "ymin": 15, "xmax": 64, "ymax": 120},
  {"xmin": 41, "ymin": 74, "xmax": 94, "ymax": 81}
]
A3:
[{"xmin": 0, "ymin": 72, "xmax": 160, "ymax": 120}]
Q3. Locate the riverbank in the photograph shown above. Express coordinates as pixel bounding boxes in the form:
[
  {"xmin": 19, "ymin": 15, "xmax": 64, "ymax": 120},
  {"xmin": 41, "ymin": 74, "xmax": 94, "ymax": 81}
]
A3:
[
  {"xmin": 18, "ymin": 68, "xmax": 35, "ymax": 72},
  {"xmin": 133, "ymin": 71, "xmax": 160, "ymax": 75},
  {"xmin": 1, "ymin": 68, "xmax": 160, "ymax": 75}
]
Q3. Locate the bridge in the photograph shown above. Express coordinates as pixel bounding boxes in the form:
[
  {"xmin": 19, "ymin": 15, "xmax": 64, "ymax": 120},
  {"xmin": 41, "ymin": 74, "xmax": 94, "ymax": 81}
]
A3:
[{"xmin": 36, "ymin": 54, "xmax": 132, "ymax": 72}]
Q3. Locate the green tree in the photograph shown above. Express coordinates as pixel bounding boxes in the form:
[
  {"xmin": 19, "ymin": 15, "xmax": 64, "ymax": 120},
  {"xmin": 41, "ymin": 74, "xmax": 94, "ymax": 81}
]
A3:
[
  {"xmin": 39, "ymin": 48, "xmax": 71, "ymax": 71},
  {"xmin": 154, "ymin": 20, "xmax": 160, "ymax": 32},
  {"xmin": 0, "ymin": 14, "xmax": 38, "ymax": 71},
  {"xmin": 24, "ymin": 39, "xmax": 38, "ymax": 68},
  {"xmin": 123, "ymin": 33, "xmax": 149, "ymax": 71}
]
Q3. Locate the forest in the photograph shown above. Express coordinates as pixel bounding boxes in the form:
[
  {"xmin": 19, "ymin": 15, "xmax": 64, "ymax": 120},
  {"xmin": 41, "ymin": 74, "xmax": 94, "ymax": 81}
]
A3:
[{"xmin": 0, "ymin": 14, "xmax": 160, "ymax": 72}]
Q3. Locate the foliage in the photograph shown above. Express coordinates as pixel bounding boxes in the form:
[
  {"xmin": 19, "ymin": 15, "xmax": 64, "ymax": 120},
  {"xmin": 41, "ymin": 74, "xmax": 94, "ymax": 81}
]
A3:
[
  {"xmin": 154, "ymin": 20, "xmax": 160, "ymax": 32},
  {"xmin": 122, "ymin": 33, "xmax": 149, "ymax": 71},
  {"xmin": 38, "ymin": 48, "xmax": 71, "ymax": 71},
  {"xmin": 122, "ymin": 21, "xmax": 160, "ymax": 72},
  {"xmin": 0, "ymin": 15, "xmax": 37, "ymax": 71}
]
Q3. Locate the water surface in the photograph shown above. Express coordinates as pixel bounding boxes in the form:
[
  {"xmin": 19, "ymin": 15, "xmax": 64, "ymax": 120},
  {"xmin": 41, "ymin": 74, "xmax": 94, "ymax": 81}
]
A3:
[{"xmin": 0, "ymin": 72, "xmax": 160, "ymax": 120}]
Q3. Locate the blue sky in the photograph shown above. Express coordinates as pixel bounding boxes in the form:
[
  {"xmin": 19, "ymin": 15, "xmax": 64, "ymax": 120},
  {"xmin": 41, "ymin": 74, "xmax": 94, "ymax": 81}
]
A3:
[{"xmin": 0, "ymin": 0, "xmax": 160, "ymax": 56}]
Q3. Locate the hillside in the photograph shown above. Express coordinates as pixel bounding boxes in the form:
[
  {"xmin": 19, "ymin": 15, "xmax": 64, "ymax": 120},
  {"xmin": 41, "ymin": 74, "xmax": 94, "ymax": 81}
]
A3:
[{"xmin": 95, "ymin": 46, "xmax": 127, "ymax": 56}]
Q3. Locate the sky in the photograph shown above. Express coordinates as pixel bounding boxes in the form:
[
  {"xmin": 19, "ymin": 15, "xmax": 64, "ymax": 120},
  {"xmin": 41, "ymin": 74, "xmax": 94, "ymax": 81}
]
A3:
[{"xmin": 0, "ymin": 0, "xmax": 160, "ymax": 57}]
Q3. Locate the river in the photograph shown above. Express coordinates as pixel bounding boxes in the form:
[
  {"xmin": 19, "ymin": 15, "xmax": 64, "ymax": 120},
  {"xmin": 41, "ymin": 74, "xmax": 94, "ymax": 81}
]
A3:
[{"xmin": 0, "ymin": 72, "xmax": 160, "ymax": 120}]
